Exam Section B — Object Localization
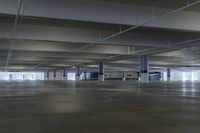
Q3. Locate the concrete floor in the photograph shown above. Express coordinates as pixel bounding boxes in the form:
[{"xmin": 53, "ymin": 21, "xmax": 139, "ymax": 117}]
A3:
[{"xmin": 0, "ymin": 80, "xmax": 200, "ymax": 133}]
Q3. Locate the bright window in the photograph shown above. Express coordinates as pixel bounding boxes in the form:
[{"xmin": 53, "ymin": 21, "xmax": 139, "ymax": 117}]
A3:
[
  {"xmin": 67, "ymin": 73, "xmax": 75, "ymax": 81},
  {"xmin": 0, "ymin": 72, "xmax": 44, "ymax": 80}
]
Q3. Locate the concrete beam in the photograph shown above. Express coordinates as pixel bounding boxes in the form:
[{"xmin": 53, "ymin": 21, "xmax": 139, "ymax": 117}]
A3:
[
  {"xmin": 0, "ymin": 39, "xmax": 130, "ymax": 55},
  {"xmin": 0, "ymin": 22, "xmax": 173, "ymax": 47}
]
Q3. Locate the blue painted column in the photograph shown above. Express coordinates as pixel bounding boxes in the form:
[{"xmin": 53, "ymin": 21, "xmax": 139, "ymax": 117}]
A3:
[
  {"xmin": 76, "ymin": 66, "xmax": 81, "ymax": 81},
  {"xmin": 99, "ymin": 62, "xmax": 104, "ymax": 81},
  {"xmin": 167, "ymin": 68, "xmax": 170, "ymax": 82},
  {"xmin": 53, "ymin": 69, "xmax": 56, "ymax": 80},
  {"xmin": 63, "ymin": 68, "xmax": 67, "ymax": 80},
  {"xmin": 140, "ymin": 55, "xmax": 149, "ymax": 83},
  {"xmin": 46, "ymin": 71, "xmax": 49, "ymax": 80}
]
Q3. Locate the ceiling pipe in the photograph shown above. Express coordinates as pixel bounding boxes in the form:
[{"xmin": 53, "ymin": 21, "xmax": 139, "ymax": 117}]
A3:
[{"xmin": 5, "ymin": 0, "xmax": 29, "ymax": 72}]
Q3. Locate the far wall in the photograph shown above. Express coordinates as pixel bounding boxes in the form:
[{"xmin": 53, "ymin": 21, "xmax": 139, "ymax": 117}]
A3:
[{"xmin": 104, "ymin": 71, "xmax": 138, "ymax": 80}]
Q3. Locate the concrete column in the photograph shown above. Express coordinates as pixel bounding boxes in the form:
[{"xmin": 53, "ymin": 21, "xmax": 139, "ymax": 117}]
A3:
[
  {"xmin": 137, "ymin": 72, "xmax": 140, "ymax": 81},
  {"xmin": 84, "ymin": 71, "xmax": 87, "ymax": 80},
  {"xmin": 140, "ymin": 55, "xmax": 149, "ymax": 83},
  {"xmin": 122, "ymin": 72, "xmax": 126, "ymax": 81},
  {"xmin": 63, "ymin": 68, "xmax": 67, "ymax": 80},
  {"xmin": 160, "ymin": 71, "xmax": 164, "ymax": 82},
  {"xmin": 53, "ymin": 70, "xmax": 56, "ymax": 80},
  {"xmin": 167, "ymin": 68, "xmax": 171, "ymax": 82},
  {"xmin": 46, "ymin": 71, "xmax": 49, "ymax": 80},
  {"xmin": 76, "ymin": 66, "xmax": 81, "ymax": 81},
  {"xmin": 99, "ymin": 62, "xmax": 104, "ymax": 81}
]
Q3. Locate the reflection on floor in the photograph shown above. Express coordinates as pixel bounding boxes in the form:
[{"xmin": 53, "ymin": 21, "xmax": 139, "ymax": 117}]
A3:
[{"xmin": 0, "ymin": 80, "xmax": 200, "ymax": 133}]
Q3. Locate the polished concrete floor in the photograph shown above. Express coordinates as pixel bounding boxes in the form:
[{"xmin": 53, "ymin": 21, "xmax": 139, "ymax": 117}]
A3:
[{"xmin": 0, "ymin": 80, "xmax": 200, "ymax": 133}]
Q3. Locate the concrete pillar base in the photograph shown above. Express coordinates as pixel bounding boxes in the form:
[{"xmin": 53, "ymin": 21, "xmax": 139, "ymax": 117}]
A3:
[
  {"xmin": 99, "ymin": 75, "xmax": 104, "ymax": 82},
  {"xmin": 122, "ymin": 77, "xmax": 126, "ymax": 81},
  {"xmin": 140, "ymin": 73, "xmax": 149, "ymax": 83},
  {"xmin": 167, "ymin": 77, "xmax": 170, "ymax": 82},
  {"xmin": 76, "ymin": 76, "xmax": 81, "ymax": 81}
]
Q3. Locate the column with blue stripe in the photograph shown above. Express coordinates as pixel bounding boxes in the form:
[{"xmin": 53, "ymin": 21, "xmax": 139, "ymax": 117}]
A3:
[
  {"xmin": 99, "ymin": 62, "xmax": 104, "ymax": 81},
  {"xmin": 167, "ymin": 68, "xmax": 170, "ymax": 82},
  {"xmin": 63, "ymin": 68, "xmax": 67, "ymax": 80},
  {"xmin": 53, "ymin": 69, "xmax": 56, "ymax": 80},
  {"xmin": 140, "ymin": 55, "xmax": 149, "ymax": 83},
  {"xmin": 46, "ymin": 71, "xmax": 49, "ymax": 80},
  {"xmin": 76, "ymin": 66, "xmax": 81, "ymax": 81}
]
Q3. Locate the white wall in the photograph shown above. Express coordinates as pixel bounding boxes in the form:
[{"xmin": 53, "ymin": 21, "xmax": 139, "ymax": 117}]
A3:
[
  {"xmin": 0, "ymin": 72, "xmax": 44, "ymax": 80},
  {"xmin": 105, "ymin": 71, "xmax": 138, "ymax": 79},
  {"xmin": 44, "ymin": 72, "xmax": 76, "ymax": 81},
  {"xmin": 163, "ymin": 70, "xmax": 200, "ymax": 81}
]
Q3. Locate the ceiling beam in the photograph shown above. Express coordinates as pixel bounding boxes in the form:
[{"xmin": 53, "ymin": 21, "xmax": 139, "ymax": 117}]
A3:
[
  {"xmin": 0, "ymin": 39, "xmax": 130, "ymax": 55},
  {"xmin": 1, "ymin": 0, "xmax": 200, "ymax": 31}
]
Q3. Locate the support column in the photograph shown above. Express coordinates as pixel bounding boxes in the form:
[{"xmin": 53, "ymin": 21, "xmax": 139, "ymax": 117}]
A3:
[
  {"xmin": 53, "ymin": 70, "xmax": 56, "ymax": 80},
  {"xmin": 76, "ymin": 66, "xmax": 81, "ymax": 81},
  {"xmin": 84, "ymin": 71, "xmax": 87, "ymax": 80},
  {"xmin": 122, "ymin": 72, "xmax": 126, "ymax": 81},
  {"xmin": 137, "ymin": 72, "xmax": 140, "ymax": 81},
  {"xmin": 99, "ymin": 62, "xmax": 104, "ymax": 81},
  {"xmin": 160, "ymin": 71, "xmax": 164, "ymax": 82},
  {"xmin": 140, "ymin": 55, "xmax": 149, "ymax": 83},
  {"xmin": 46, "ymin": 71, "xmax": 49, "ymax": 80},
  {"xmin": 167, "ymin": 68, "xmax": 171, "ymax": 82},
  {"xmin": 63, "ymin": 68, "xmax": 67, "ymax": 80}
]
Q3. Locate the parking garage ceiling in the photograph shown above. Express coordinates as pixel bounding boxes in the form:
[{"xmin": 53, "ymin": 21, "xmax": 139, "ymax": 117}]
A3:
[{"xmin": 0, "ymin": 0, "xmax": 200, "ymax": 72}]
